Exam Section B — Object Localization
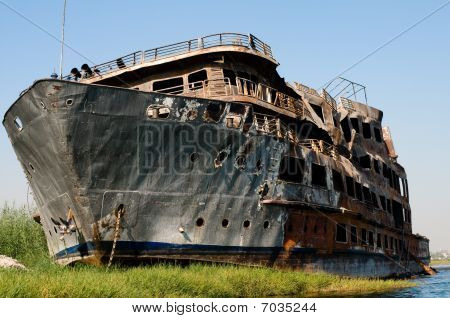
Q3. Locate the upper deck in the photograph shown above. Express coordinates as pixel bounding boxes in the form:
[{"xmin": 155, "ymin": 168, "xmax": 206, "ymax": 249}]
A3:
[{"xmin": 65, "ymin": 33, "xmax": 277, "ymax": 84}]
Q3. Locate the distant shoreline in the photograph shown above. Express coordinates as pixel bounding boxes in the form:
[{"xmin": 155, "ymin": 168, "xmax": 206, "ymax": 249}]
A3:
[{"xmin": 430, "ymin": 259, "xmax": 450, "ymax": 266}]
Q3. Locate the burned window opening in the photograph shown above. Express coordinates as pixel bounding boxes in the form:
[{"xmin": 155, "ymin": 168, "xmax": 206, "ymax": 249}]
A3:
[
  {"xmin": 235, "ymin": 156, "xmax": 246, "ymax": 169},
  {"xmin": 373, "ymin": 159, "xmax": 380, "ymax": 174},
  {"xmin": 332, "ymin": 169, "xmax": 345, "ymax": 192},
  {"xmin": 368, "ymin": 231, "xmax": 374, "ymax": 246},
  {"xmin": 350, "ymin": 118, "xmax": 360, "ymax": 133},
  {"xmin": 362, "ymin": 186, "xmax": 371, "ymax": 204},
  {"xmin": 190, "ymin": 152, "xmax": 199, "ymax": 162},
  {"xmin": 153, "ymin": 77, "xmax": 184, "ymax": 94},
  {"xmin": 336, "ymin": 224, "xmax": 347, "ymax": 243},
  {"xmin": 379, "ymin": 195, "xmax": 387, "ymax": 211},
  {"xmin": 392, "ymin": 200, "xmax": 404, "ymax": 228},
  {"xmin": 387, "ymin": 199, "xmax": 392, "ymax": 214},
  {"xmin": 256, "ymin": 159, "xmax": 262, "ymax": 172},
  {"xmin": 223, "ymin": 69, "xmax": 236, "ymax": 86},
  {"xmin": 204, "ymin": 102, "xmax": 226, "ymax": 122},
  {"xmin": 188, "ymin": 70, "xmax": 207, "ymax": 90},
  {"xmin": 243, "ymin": 220, "xmax": 250, "ymax": 228},
  {"xmin": 362, "ymin": 122, "xmax": 372, "ymax": 139},
  {"xmin": 311, "ymin": 163, "xmax": 327, "ymax": 188},
  {"xmin": 390, "ymin": 237, "xmax": 394, "ymax": 250},
  {"xmin": 385, "ymin": 235, "xmax": 389, "ymax": 249},
  {"xmin": 361, "ymin": 229, "xmax": 367, "ymax": 245},
  {"xmin": 303, "ymin": 216, "xmax": 309, "ymax": 233},
  {"xmin": 345, "ymin": 176, "xmax": 355, "ymax": 197},
  {"xmin": 374, "ymin": 127, "xmax": 382, "ymax": 142},
  {"xmin": 371, "ymin": 192, "xmax": 379, "ymax": 208},
  {"xmin": 355, "ymin": 182, "xmax": 363, "ymax": 201},
  {"xmin": 340, "ymin": 118, "xmax": 352, "ymax": 142},
  {"xmin": 359, "ymin": 155, "xmax": 371, "ymax": 169},
  {"xmin": 377, "ymin": 233, "xmax": 382, "ymax": 248},
  {"xmin": 263, "ymin": 220, "xmax": 270, "ymax": 229},
  {"xmin": 278, "ymin": 156, "xmax": 305, "ymax": 183},
  {"xmin": 14, "ymin": 116, "xmax": 23, "ymax": 131},
  {"xmin": 229, "ymin": 103, "xmax": 246, "ymax": 115},
  {"xmin": 311, "ymin": 104, "xmax": 324, "ymax": 122},
  {"xmin": 350, "ymin": 226, "xmax": 357, "ymax": 244}
]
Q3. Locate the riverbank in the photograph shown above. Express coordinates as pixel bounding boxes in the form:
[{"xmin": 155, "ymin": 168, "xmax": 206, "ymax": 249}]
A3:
[
  {"xmin": 0, "ymin": 204, "xmax": 414, "ymax": 297},
  {"xmin": 430, "ymin": 259, "xmax": 450, "ymax": 266}
]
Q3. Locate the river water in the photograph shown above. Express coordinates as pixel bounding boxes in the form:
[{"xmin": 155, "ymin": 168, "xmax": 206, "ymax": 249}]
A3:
[{"xmin": 381, "ymin": 265, "xmax": 450, "ymax": 297}]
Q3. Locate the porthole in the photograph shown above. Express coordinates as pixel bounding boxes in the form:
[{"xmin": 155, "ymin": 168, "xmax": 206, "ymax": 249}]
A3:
[
  {"xmin": 190, "ymin": 152, "xmax": 199, "ymax": 162},
  {"xmin": 196, "ymin": 217, "xmax": 204, "ymax": 227},
  {"xmin": 14, "ymin": 117, "xmax": 23, "ymax": 131},
  {"xmin": 263, "ymin": 220, "xmax": 270, "ymax": 229},
  {"xmin": 243, "ymin": 220, "xmax": 250, "ymax": 228},
  {"xmin": 66, "ymin": 99, "xmax": 73, "ymax": 106},
  {"xmin": 222, "ymin": 219, "xmax": 229, "ymax": 228}
]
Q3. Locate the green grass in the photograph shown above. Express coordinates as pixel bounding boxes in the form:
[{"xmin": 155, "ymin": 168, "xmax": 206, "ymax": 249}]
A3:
[
  {"xmin": 0, "ymin": 204, "xmax": 414, "ymax": 298},
  {"xmin": 430, "ymin": 259, "xmax": 450, "ymax": 266}
]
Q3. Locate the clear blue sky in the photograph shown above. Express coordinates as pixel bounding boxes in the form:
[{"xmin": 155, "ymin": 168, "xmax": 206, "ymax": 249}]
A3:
[{"xmin": 1, "ymin": 0, "xmax": 449, "ymax": 251}]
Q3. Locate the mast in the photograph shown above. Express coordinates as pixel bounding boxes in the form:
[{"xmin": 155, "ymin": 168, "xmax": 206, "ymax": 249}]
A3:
[{"xmin": 59, "ymin": 0, "xmax": 67, "ymax": 79}]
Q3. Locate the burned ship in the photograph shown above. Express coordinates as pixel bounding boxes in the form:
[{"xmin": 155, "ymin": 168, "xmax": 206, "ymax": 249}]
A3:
[{"xmin": 3, "ymin": 33, "xmax": 431, "ymax": 277}]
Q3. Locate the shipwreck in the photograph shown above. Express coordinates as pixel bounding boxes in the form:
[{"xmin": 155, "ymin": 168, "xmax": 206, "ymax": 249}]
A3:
[{"xmin": 3, "ymin": 33, "xmax": 431, "ymax": 277}]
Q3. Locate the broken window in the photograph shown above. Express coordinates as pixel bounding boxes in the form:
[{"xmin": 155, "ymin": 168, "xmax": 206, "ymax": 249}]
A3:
[
  {"xmin": 373, "ymin": 159, "xmax": 380, "ymax": 174},
  {"xmin": 374, "ymin": 127, "xmax": 382, "ymax": 142},
  {"xmin": 188, "ymin": 70, "xmax": 207, "ymax": 90},
  {"xmin": 355, "ymin": 182, "xmax": 363, "ymax": 201},
  {"xmin": 379, "ymin": 195, "xmax": 386, "ymax": 211},
  {"xmin": 223, "ymin": 69, "xmax": 236, "ymax": 86},
  {"xmin": 311, "ymin": 163, "xmax": 327, "ymax": 188},
  {"xmin": 362, "ymin": 122, "xmax": 372, "ymax": 139},
  {"xmin": 340, "ymin": 118, "xmax": 352, "ymax": 142},
  {"xmin": 392, "ymin": 200, "xmax": 404, "ymax": 229},
  {"xmin": 336, "ymin": 224, "xmax": 347, "ymax": 243},
  {"xmin": 279, "ymin": 156, "xmax": 305, "ymax": 183},
  {"xmin": 390, "ymin": 237, "xmax": 394, "ymax": 250},
  {"xmin": 377, "ymin": 233, "xmax": 382, "ymax": 248},
  {"xmin": 152, "ymin": 77, "xmax": 184, "ymax": 94},
  {"xmin": 368, "ymin": 231, "xmax": 374, "ymax": 246},
  {"xmin": 371, "ymin": 192, "xmax": 379, "ymax": 208},
  {"xmin": 332, "ymin": 169, "xmax": 344, "ymax": 192},
  {"xmin": 359, "ymin": 155, "xmax": 371, "ymax": 169},
  {"xmin": 204, "ymin": 102, "xmax": 226, "ymax": 122},
  {"xmin": 350, "ymin": 118, "xmax": 360, "ymax": 133},
  {"xmin": 362, "ymin": 186, "xmax": 371, "ymax": 204},
  {"xmin": 386, "ymin": 199, "xmax": 392, "ymax": 214},
  {"xmin": 384, "ymin": 235, "xmax": 389, "ymax": 249},
  {"xmin": 345, "ymin": 176, "xmax": 355, "ymax": 197},
  {"xmin": 229, "ymin": 103, "xmax": 246, "ymax": 115},
  {"xmin": 361, "ymin": 228, "xmax": 367, "ymax": 245},
  {"xmin": 311, "ymin": 104, "xmax": 324, "ymax": 122},
  {"xmin": 350, "ymin": 226, "xmax": 357, "ymax": 244}
]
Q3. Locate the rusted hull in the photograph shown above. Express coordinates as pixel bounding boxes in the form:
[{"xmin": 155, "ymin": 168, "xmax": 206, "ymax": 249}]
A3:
[{"xmin": 3, "ymin": 79, "xmax": 430, "ymax": 277}]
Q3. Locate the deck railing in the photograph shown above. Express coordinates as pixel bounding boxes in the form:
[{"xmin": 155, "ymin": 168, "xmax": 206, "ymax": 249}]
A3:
[{"xmin": 64, "ymin": 33, "xmax": 273, "ymax": 80}]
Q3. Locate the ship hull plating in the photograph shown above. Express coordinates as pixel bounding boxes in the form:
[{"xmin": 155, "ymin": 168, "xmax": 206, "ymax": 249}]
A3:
[{"xmin": 3, "ymin": 80, "xmax": 429, "ymax": 277}]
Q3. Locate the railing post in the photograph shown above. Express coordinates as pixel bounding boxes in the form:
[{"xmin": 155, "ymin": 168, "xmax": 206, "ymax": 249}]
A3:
[
  {"xmin": 248, "ymin": 34, "xmax": 255, "ymax": 50},
  {"xmin": 154, "ymin": 48, "xmax": 158, "ymax": 60},
  {"xmin": 198, "ymin": 37, "xmax": 203, "ymax": 49},
  {"xmin": 141, "ymin": 51, "xmax": 145, "ymax": 63}
]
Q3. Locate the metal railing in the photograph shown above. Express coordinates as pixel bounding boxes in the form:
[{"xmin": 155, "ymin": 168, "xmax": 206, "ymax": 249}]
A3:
[
  {"xmin": 153, "ymin": 78, "xmax": 232, "ymax": 98},
  {"xmin": 298, "ymin": 139, "xmax": 340, "ymax": 160},
  {"xmin": 64, "ymin": 33, "xmax": 273, "ymax": 80}
]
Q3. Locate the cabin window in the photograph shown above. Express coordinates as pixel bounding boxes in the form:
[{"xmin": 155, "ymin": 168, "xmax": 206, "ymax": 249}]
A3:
[
  {"xmin": 340, "ymin": 118, "xmax": 352, "ymax": 142},
  {"xmin": 350, "ymin": 226, "xmax": 357, "ymax": 244},
  {"xmin": 311, "ymin": 163, "xmax": 327, "ymax": 188},
  {"xmin": 368, "ymin": 231, "xmax": 374, "ymax": 246},
  {"xmin": 229, "ymin": 103, "xmax": 246, "ymax": 115},
  {"xmin": 223, "ymin": 69, "xmax": 236, "ymax": 86},
  {"xmin": 336, "ymin": 224, "xmax": 347, "ymax": 243},
  {"xmin": 373, "ymin": 159, "xmax": 380, "ymax": 174},
  {"xmin": 377, "ymin": 233, "xmax": 382, "ymax": 248},
  {"xmin": 379, "ymin": 195, "xmax": 387, "ymax": 211},
  {"xmin": 361, "ymin": 229, "xmax": 367, "ymax": 245},
  {"xmin": 362, "ymin": 186, "xmax": 371, "ymax": 203},
  {"xmin": 362, "ymin": 122, "xmax": 372, "ymax": 139},
  {"xmin": 374, "ymin": 127, "xmax": 382, "ymax": 142},
  {"xmin": 392, "ymin": 200, "xmax": 404, "ymax": 228},
  {"xmin": 188, "ymin": 70, "xmax": 207, "ymax": 90},
  {"xmin": 152, "ymin": 77, "xmax": 184, "ymax": 94},
  {"xmin": 385, "ymin": 235, "xmax": 389, "ymax": 249},
  {"xmin": 279, "ymin": 156, "xmax": 305, "ymax": 183},
  {"xmin": 311, "ymin": 104, "xmax": 324, "ymax": 122},
  {"xmin": 371, "ymin": 192, "xmax": 379, "ymax": 208},
  {"xmin": 350, "ymin": 118, "xmax": 360, "ymax": 133},
  {"xmin": 386, "ymin": 199, "xmax": 392, "ymax": 214},
  {"xmin": 204, "ymin": 102, "xmax": 226, "ymax": 122},
  {"xmin": 359, "ymin": 155, "xmax": 371, "ymax": 169},
  {"xmin": 345, "ymin": 176, "xmax": 355, "ymax": 197},
  {"xmin": 332, "ymin": 169, "xmax": 344, "ymax": 192},
  {"xmin": 355, "ymin": 182, "xmax": 363, "ymax": 201}
]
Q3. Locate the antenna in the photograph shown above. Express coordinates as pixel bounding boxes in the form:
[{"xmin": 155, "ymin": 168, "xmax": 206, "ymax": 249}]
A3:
[{"xmin": 59, "ymin": 0, "xmax": 67, "ymax": 79}]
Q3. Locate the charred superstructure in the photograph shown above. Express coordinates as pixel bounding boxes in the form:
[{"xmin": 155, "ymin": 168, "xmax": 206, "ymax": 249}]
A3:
[{"xmin": 3, "ymin": 33, "xmax": 430, "ymax": 277}]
